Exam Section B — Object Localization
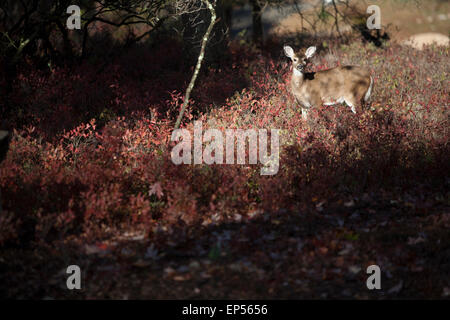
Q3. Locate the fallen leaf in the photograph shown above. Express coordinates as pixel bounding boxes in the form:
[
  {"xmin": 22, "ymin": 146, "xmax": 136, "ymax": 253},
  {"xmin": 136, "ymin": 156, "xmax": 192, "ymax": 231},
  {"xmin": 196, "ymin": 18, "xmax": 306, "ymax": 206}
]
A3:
[
  {"xmin": 349, "ymin": 266, "xmax": 361, "ymax": 274},
  {"xmin": 344, "ymin": 199, "xmax": 355, "ymax": 207},
  {"xmin": 149, "ymin": 182, "xmax": 163, "ymax": 199},
  {"xmin": 173, "ymin": 275, "xmax": 191, "ymax": 281},
  {"xmin": 388, "ymin": 280, "xmax": 403, "ymax": 294},
  {"xmin": 133, "ymin": 259, "xmax": 151, "ymax": 268}
]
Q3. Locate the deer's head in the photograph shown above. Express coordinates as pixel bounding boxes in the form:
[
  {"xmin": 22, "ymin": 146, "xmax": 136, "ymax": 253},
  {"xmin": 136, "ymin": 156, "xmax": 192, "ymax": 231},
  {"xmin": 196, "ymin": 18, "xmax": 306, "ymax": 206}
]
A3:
[{"xmin": 283, "ymin": 45, "xmax": 316, "ymax": 73}]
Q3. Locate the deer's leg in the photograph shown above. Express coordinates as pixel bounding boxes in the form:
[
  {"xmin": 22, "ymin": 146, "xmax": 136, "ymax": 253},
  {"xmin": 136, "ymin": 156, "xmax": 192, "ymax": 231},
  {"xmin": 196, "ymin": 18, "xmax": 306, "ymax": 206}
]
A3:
[
  {"xmin": 363, "ymin": 76, "xmax": 374, "ymax": 104},
  {"xmin": 302, "ymin": 100, "xmax": 314, "ymax": 120},
  {"xmin": 297, "ymin": 99, "xmax": 311, "ymax": 120},
  {"xmin": 344, "ymin": 96, "xmax": 357, "ymax": 114},
  {"xmin": 361, "ymin": 85, "xmax": 373, "ymax": 110},
  {"xmin": 301, "ymin": 108, "xmax": 309, "ymax": 120},
  {"xmin": 360, "ymin": 96, "xmax": 369, "ymax": 110}
]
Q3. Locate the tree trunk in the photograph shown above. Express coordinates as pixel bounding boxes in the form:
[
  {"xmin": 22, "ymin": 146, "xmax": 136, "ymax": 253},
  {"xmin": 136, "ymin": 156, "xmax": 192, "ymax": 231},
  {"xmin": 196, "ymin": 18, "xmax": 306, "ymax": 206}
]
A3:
[
  {"xmin": 250, "ymin": 0, "xmax": 263, "ymax": 45},
  {"xmin": 0, "ymin": 131, "xmax": 9, "ymax": 213},
  {"xmin": 0, "ymin": 131, "xmax": 10, "ymax": 164},
  {"xmin": 182, "ymin": 0, "xmax": 229, "ymax": 66},
  {"xmin": 175, "ymin": 0, "xmax": 217, "ymax": 129}
]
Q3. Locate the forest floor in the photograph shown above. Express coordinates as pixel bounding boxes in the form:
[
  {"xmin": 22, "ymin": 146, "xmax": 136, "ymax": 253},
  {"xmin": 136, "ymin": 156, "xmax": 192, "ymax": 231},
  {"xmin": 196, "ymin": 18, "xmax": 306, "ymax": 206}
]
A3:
[{"xmin": 2, "ymin": 185, "xmax": 449, "ymax": 299}]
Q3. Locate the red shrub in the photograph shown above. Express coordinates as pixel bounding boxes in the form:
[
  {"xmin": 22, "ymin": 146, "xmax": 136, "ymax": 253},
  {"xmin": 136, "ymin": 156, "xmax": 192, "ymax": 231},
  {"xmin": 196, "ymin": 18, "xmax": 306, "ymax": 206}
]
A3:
[{"xmin": 0, "ymin": 40, "xmax": 448, "ymax": 245}]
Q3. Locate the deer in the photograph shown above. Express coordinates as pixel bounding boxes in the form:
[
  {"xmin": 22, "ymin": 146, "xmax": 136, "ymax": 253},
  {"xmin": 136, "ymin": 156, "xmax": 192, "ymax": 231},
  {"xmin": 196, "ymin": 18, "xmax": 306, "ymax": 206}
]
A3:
[{"xmin": 283, "ymin": 45, "xmax": 373, "ymax": 120}]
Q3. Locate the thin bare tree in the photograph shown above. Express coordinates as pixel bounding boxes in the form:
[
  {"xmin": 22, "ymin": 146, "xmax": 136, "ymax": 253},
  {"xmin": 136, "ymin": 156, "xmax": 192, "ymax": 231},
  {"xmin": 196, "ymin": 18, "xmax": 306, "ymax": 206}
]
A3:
[{"xmin": 174, "ymin": 0, "xmax": 217, "ymax": 129}]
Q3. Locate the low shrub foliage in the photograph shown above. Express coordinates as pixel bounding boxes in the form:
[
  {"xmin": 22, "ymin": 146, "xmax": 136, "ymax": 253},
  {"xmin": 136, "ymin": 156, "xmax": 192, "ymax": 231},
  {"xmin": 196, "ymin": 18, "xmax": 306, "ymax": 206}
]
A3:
[{"xmin": 0, "ymin": 40, "xmax": 448, "ymax": 245}]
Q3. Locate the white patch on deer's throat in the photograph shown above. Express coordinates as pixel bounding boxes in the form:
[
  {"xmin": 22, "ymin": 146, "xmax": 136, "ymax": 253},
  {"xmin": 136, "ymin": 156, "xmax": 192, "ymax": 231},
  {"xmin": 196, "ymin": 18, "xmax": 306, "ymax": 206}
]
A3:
[{"xmin": 293, "ymin": 68, "xmax": 302, "ymax": 77}]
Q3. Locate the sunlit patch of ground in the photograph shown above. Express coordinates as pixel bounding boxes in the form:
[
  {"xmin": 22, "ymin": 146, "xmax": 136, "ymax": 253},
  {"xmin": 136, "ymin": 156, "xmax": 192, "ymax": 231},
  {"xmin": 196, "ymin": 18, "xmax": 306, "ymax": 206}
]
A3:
[{"xmin": 270, "ymin": 0, "xmax": 450, "ymax": 43}]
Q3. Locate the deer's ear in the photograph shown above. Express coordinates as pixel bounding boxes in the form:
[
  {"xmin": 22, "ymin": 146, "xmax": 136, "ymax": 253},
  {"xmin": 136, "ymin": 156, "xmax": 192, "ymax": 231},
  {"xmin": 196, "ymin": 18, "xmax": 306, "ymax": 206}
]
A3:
[
  {"xmin": 283, "ymin": 45, "xmax": 294, "ymax": 58},
  {"xmin": 305, "ymin": 46, "xmax": 316, "ymax": 59}
]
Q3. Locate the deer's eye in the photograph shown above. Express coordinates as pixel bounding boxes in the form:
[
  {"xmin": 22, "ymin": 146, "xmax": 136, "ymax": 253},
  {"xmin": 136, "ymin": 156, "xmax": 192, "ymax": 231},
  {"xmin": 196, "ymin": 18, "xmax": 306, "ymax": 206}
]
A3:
[{"xmin": 293, "ymin": 58, "xmax": 298, "ymax": 62}]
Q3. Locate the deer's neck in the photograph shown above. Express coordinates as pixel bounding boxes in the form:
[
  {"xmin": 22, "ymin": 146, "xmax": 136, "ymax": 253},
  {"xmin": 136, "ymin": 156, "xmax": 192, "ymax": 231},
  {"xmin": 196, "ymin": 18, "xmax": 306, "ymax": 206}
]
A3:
[{"xmin": 292, "ymin": 68, "xmax": 304, "ymax": 87}]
